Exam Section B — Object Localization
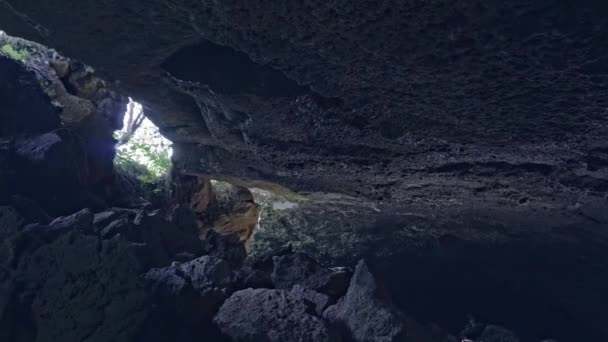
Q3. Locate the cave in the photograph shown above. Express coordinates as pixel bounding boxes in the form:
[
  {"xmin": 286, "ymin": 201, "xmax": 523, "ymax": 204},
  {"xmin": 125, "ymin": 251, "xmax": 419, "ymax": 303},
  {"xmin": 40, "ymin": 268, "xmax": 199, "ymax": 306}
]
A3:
[{"xmin": 1, "ymin": 2, "xmax": 608, "ymax": 342}]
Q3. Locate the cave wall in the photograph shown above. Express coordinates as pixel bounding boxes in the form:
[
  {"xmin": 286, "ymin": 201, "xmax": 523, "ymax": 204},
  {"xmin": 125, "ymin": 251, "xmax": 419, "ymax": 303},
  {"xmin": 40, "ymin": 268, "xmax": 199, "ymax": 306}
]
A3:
[
  {"xmin": 0, "ymin": 0, "xmax": 606, "ymax": 215},
  {"xmin": 0, "ymin": 34, "xmax": 128, "ymax": 217},
  {"xmin": 1, "ymin": 2, "xmax": 608, "ymax": 341}
]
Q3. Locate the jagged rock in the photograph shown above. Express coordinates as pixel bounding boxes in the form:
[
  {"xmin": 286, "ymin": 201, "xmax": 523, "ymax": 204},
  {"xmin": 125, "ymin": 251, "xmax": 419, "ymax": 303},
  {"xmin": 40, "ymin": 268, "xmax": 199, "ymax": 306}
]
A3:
[
  {"xmin": 169, "ymin": 205, "xmax": 199, "ymax": 236},
  {"xmin": 323, "ymin": 260, "xmax": 408, "ymax": 342},
  {"xmin": 19, "ymin": 208, "xmax": 95, "ymax": 243},
  {"xmin": 134, "ymin": 210, "xmax": 205, "ymax": 263},
  {"xmin": 290, "ymin": 285, "xmax": 331, "ymax": 315},
  {"xmin": 171, "ymin": 175, "xmax": 260, "ymax": 243},
  {"xmin": 143, "ymin": 255, "xmax": 232, "ymax": 318},
  {"xmin": 272, "ymin": 252, "xmax": 351, "ymax": 300},
  {"xmin": 0, "ymin": 223, "xmax": 151, "ymax": 341},
  {"xmin": 48, "ymin": 208, "xmax": 94, "ymax": 234},
  {"xmin": 100, "ymin": 218, "xmax": 131, "ymax": 239},
  {"xmin": 0, "ymin": 55, "xmax": 61, "ymax": 137},
  {"xmin": 204, "ymin": 229, "xmax": 247, "ymax": 268},
  {"xmin": 233, "ymin": 264, "xmax": 274, "ymax": 290},
  {"xmin": 93, "ymin": 210, "xmax": 120, "ymax": 226},
  {"xmin": 0, "ymin": 206, "xmax": 235, "ymax": 342},
  {"xmin": 1, "ymin": 4, "xmax": 608, "ymax": 341},
  {"xmin": 0, "ymin": 34, "xmax": 128, "ymax": 217},
  {"xmin": 141, "ymin": 255, "xmax": 235, "ymax": 341},
  {"xmin": 214, "ymin": 288, "xmax": 342, "ymax": 342},
  {"xmin": 179, "ymin": 255, "xmax": 233, "ymax": 293}
]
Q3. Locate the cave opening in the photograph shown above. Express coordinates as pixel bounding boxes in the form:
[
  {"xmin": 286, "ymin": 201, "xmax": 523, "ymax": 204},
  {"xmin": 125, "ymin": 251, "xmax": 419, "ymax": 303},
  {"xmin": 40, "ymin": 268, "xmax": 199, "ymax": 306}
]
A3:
[
  {"xmin": 113, "ymin": 98, "xmax": 173, "ymax": 182},
  {"xmin": 2, "ymin": 4, "xmax": 608, "ymax": 340}
]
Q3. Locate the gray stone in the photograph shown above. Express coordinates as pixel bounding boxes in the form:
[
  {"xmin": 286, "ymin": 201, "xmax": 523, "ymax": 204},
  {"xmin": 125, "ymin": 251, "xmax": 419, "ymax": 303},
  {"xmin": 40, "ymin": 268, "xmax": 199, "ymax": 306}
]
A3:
[
  {"xmin": 272, "ymin": 252, "xmax": 351, "ymax": 300},
  {"xmin": 290, "ymin": 285, "xmax": 331, "ymax": 315},
  {"xmin": 214, "ymin": 288, "xmax": 341, "ymax": 342},
  {"xmin": 323, "ymin": 260, "xmax": 407, "ymax": 342},
  {"xmin": 48, "ymin": 208, "xmax": 94, "ymax": 234}
]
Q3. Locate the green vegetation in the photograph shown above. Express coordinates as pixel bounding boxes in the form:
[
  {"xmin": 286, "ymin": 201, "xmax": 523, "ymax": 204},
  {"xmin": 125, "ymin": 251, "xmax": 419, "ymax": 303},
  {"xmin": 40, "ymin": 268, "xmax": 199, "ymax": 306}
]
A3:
[
  {"xmin": 114, "ymin": 99, "xmax": 172, "ymax": 184},
  {"xmin": 115, "ymin": 142, "xmax": 171, "ymax": 184},
  {"xmin": 1, "ymin": 44, "xmax": 29, "ymax": 61}
]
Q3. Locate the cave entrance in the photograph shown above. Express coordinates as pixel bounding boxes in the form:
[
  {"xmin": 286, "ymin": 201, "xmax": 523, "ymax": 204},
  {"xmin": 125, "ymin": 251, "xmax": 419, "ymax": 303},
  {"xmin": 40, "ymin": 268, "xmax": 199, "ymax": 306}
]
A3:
[{"xmin": 113, "ymin": 98, "xmax": 173, "ymax": 183}]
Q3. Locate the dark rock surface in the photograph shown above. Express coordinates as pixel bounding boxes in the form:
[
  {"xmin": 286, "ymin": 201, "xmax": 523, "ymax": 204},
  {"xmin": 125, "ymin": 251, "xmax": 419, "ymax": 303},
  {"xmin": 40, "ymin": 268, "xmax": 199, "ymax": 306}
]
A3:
[
  {"xmin": 1, "ymin": 2, "xmax": 608, "ymax": 341},
  {"xmin": 214, "ymin": 288, "xmax": 341, "ymax": 342},
  {"xmin": 0, "ymin": 34, "xmax": 128, "ymax": 216},
  {"xmin": 0, "ymin": 203, "xmax": 528, "ymax": 342},
  {"xmin": 271, "ymin": 252, "xmax": 351, "ymax": 301},
  {"xmin": 1, "ymin": 0, "xmax": 606, "ymax": 219},
  {"xmin": 0, "ymin": 206, "xmax": 220, "ymax": 342},
  {"xmin": 323, "ymin": 260, "xmax": 410, "ymax": 342}
]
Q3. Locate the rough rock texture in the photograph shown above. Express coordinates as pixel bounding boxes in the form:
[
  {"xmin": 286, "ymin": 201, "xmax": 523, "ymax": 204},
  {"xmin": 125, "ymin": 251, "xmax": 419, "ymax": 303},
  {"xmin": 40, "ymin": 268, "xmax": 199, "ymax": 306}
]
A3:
[
  {"xmin": 271, "ymin": 252, "xmax": 351, "ymax": 301},
  {"xmin": 0, "ymin": 206, "xmax": 225, "ymax": 342},
  {"xmin": 1, "ymin": 2, "xmax": 608, "ymax": 340},
  {"xmin": 171, "ymin": 174, "xmax": 260, "ymax": 243},
  {"xmin": 0, "ymin": 33, "xmax": 128, "ymax": 216},
  {"xmin": 1, "ymin": 204, "xmax": 522, "ymax": 342},
  {"xmin": 142, "ymin": 255, "xmax": 234, "ymax": 338},
  {"xmin": 214, "ymin": 288, "xmax": 341, "ymax": 342},
  {"xmin": 1, "ymin": 0, "xmax": 606, "ymax": 216},
  {"xmin": 323, "ymin": 260, "xmax": 410, "ymax": 342}
]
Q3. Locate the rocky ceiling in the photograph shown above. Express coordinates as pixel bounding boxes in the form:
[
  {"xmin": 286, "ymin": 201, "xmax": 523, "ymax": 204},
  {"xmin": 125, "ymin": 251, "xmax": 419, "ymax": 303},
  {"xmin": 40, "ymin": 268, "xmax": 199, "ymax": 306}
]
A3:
[
  {"xmin": 1, "ymin": 1, "xmax": 607, "ymax": 223},
  {"xmin": 2, "ymin": 1, "xmax": 608, "ymax": 340}
]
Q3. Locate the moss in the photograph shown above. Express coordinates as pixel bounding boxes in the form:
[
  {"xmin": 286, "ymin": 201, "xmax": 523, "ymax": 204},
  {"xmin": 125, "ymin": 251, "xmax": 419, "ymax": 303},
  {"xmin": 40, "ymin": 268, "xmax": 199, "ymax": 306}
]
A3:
[{"xmin": 1, "ymin": 44, "xmax": 29, "ymax": 61}]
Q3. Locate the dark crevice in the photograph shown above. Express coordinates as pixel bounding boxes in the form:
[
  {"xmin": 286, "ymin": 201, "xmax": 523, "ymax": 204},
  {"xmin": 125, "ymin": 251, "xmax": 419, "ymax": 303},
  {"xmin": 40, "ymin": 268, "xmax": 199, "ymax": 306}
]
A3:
[{"xmin": 161, "ymin": 40, "xmax": 310, "ymax": 97}]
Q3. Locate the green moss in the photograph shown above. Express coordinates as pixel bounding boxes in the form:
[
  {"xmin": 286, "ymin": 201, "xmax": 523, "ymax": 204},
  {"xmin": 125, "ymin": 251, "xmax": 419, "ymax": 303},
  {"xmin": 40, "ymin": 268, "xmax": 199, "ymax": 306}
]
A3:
[{"xmin": 1, "ymin": 44, "xmax": 29, "ymax": 61}]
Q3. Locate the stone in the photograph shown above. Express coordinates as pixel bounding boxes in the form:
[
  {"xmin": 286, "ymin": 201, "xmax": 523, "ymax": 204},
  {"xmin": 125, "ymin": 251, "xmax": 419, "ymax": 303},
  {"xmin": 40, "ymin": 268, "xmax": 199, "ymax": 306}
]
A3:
[
  {"xmin": 323, "ymin": 260, "xmax": 408, "ymax": 342},
  {"xmin": 143, "ymin": 255, "xmax": 233, "ymax": 326},
  {"xmin": 100, "ymin": 218, "xmax": 131, "ymax": 239},
  {"xmin": 204, "ymin": 229, "xmax": 247, "ymax": 268},
  {"xmin": 169, "ymin": 205, "xmax": 199, "ymax": 236},
  {"xmin": 290, "ymin": 285, "xmax": 331, "ymax": 315},
  {"xmin": 134, "ymin": 210, "xmax": 205, "ymax": 262},
  {"xmin": 178, "ymin": 255, "xmax": 233, "ymax": 293},
  {"xmin": 272, "ymin": 252, "xmax": 351, "ymax": 300},
  {"xmin": 48, "ymin": 208, "xmax": 94, "ymax": 234},
  {"xmin": 0, "ymin": 225, "xmax": 151, "ymax": 341},
  {"xmin": 93, "ymin": 210, "xmax": 119, "ymax": 226},
  {"xmin": 0, "ymin": 34, "xmax": 129, "ymax": 217},
  {"xmin": 214, "ymin": 288, "xmax": 341, "ymax": 342}
]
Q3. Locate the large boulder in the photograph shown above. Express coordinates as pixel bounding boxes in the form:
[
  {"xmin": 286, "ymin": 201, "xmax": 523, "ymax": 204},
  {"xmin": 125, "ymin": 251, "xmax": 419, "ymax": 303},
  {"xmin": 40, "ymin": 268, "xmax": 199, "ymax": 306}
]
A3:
[
  {"xmin": 0, "ymin": 219, "xmax": 150, "ymax": 342},
  {"xmin": 142, "ymin": 255, "xmax": 234, "ymax": 339},
  {"xmin": 272, "ymin": 252, "xmax": 351, "ymax": 300},
  {"xmin": 214, "ymin": 288, "xmax": 341, "ymax": 342},
  {"xmin": 0, "ymin": 206, "xmax": 232, "ymax": 342},
  {"xmin": 323, "ymin": 260, "xmax": 412, "ymax": 342}
]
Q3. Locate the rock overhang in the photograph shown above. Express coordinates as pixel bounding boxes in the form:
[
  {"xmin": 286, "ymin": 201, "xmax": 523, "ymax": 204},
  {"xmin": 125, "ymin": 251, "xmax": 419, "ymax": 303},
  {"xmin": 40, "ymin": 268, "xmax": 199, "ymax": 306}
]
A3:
[{"xmin": 0, "ymin": 0, "xmax": 606, "ymax": 223}]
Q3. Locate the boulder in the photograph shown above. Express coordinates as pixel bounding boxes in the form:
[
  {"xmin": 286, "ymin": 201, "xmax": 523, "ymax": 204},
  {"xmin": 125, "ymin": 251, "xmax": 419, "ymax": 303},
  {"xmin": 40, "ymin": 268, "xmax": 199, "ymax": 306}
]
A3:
[
  {"xmin": 290, "ymin": 285, "xmax": 331, "ymax": 316},
  {"xmin": 272, "ymin": 252, "xmax": 351, "ymax": 300},
  {"xmin": 143, "ymin": 255, "xmax": 232, "ymax": 319},
  {"xmin": 323, "ymin": 260, "xmax": 408, "ymax": 342},
  {"xmin": 214, "ymin": 288, "xmax": 341, "ymax": 342},
  {"xmin": 204, "ymin": 229, "xmax": 247, "ymax": 268}
]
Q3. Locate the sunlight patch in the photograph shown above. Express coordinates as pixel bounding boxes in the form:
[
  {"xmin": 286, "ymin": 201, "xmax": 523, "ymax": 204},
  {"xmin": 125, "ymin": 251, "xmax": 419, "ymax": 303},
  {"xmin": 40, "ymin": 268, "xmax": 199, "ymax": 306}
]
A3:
[{"xmin": 114, "ymin": 98, "xmax": 172, "ymax": 181}]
